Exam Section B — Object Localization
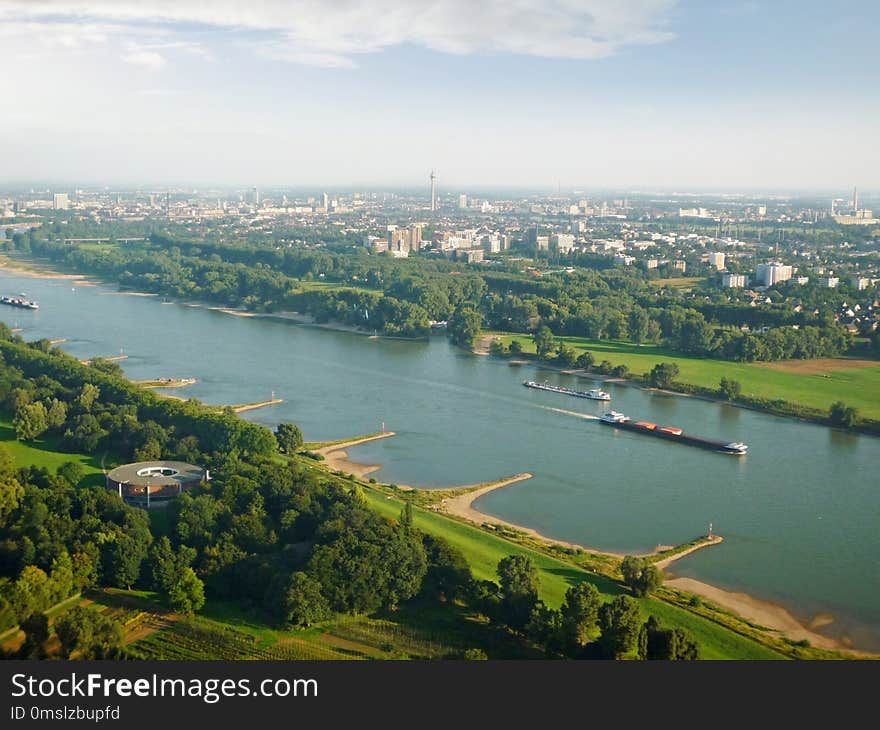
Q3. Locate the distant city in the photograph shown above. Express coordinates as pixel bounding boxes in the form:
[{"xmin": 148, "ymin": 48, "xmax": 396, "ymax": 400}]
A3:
[{"xmin": 3, "ymin": 180, "xmax": 878, "ymax": 338}]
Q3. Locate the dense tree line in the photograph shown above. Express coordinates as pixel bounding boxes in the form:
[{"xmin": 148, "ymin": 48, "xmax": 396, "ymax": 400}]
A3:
[{"xmin": 10, "ymin": 226, "xmax": 853, "ymax": 361}]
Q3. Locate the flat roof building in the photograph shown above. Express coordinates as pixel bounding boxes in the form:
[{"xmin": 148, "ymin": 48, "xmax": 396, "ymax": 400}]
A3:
[{"xmin": 107, "ymin": 461, "xmax": 207, "ymax": 508}]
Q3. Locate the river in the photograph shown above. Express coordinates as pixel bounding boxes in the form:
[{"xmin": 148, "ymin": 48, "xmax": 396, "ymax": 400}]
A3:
[{"xmin": 2, "ymin": 269, "xmax": 879, "ymax": 651}]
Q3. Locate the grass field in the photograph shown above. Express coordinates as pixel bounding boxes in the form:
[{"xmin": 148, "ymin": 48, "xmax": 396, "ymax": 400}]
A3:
[
  {"xmin": 294, "ymin": 279, "xmax": 377, "ymax": 294},
  {"xmin": 360, "ymin": 485, "xmax": 785, "ymax": 659},
  {"xmin": 650, "ymin": 276, "xmax": 706, "ymax": 290},
  {"xmin": 0, "ymin": 415, "xmax": 105, "ymax": 486},
  {"xmin": 496, "ymin": 333, "xmax": 880, "ymax": 420}
]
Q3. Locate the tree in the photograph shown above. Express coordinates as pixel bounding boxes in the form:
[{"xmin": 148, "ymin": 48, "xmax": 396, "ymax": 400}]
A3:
[
  {"xmin": 167, "ymin": 567, "xmax": 205, "ymax": 615},
  {"xmin": 508, "ymin": 339, "xmax": 523, "ymax": 355},
  {"xmin": 276, "ymin": 423, "xmax": 304, "ymax": 454},
  {"xmin": 638, "ymin": 615, "xmax": 699, "ymax": 660},
  {"xmin": 448, "ymin": 306, "xmax": 482, "ymax": 349},
  {"xmin": 18, "ymin": 613, "xmax": 49, "ymax": 659},
  {"xmin": 561, "ymin": 581, "xmax": 602, "ymax": 650},
  {"xmin": 56, "ymin": 461, "xmax": 85, "ymax": 487},
  {"xmin": 422, "ymin": 534, "xmax": 472, "ymax": 601},
  {"xmin": 14, "ymin": 401, "xmax": 48, "ymax": 441},
  {"xmin": 719, "ymin": 377, "xmax": 742, "ymax": 401},
  {"xmin": 649, "ymin": 362, "xmax": 680, "ymax": 389},
  {"xmin": 629, "ymin": 308, "xmax": 650, "ymax": 345},
  {"xmin": 497, "ymin": 555, "xmax": 540, "ymax": 630},
  {"xmin": 279, "ymin": 572, "xmax": 330, "ymax": 627},
  {"xmin": 76, "ymin": 383, "xmax": 100, "ymax": 412},
  {"xmin": 46, "ymin": 398, "xmax": 68, "ymax": 429},
  {"xmin": 599, "ymin": 595, "xmax": 642, "ymax": 659},
  {"xmin": 400, "ymin": 501, "xmax": 413, "ymax": 528},
  {"xmin": 829, "ymin": 401, "xmax": 858, "ymax": 428},
  {"xmin": 555, "ymin": 343, "xmax": 577, "ymax": 367},
  {"xmin": 489, "ymin": 338, "xmax": 506, "ymax": 356},
  {"xmin": 533, "ymin": 326, "xmax": 556, "ymax": 359},
  {"xmin": 55, "ymin": 605, "xmax": 123, "ymax": 659},
  {"xmin": 102, "ymin": 535, "xmax": 147, "ymax": 589},
  {"xmin": 575, "ymin": 351, "xmax": 595, "ymax": 370},
  {"xmin": 620, "ymin": 556, "xmax": 662, "ymax": 597},
  {"xmin": 11, "ymin": 565, "xmax": 51, "ymax": 619}
]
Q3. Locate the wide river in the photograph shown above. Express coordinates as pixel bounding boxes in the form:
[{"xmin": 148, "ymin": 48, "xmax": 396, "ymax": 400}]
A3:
[{"xmin": 2, "ymin": 270, "xmax": 879, "ymax": 650}]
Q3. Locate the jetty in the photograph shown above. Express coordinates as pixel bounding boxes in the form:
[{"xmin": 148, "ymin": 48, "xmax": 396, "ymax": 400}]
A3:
[
  {"xmin": 231, "ymin": 398, "xmax": 283, "ymax": 413},
  {"xmin": 80, "ymin": 354, "xmax": 128, "ymax": 365},
  {"xmin": 134, "ymin": 378, "xmax": 198, "ymax": 389}
]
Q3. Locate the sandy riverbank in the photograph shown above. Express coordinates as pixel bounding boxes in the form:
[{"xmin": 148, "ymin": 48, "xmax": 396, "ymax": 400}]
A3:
[
  {"xmin": 315, "ymin": 432, "xmax": 396, "ymax": 478},
  {"xmin": 0, "ymin": 255, "xmax": 96, "ymax": 284},
  {"xmin": 665, "ymin": 577, "xmax": 862, "ymax": 653}
]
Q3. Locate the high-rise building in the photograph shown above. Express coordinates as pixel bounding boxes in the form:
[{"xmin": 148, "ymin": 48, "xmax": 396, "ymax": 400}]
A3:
[
  {"xmin": 722, "ymin": 273, "xmax": 747, "ymax": 288},
  {"xmin": 550, "ymin": 233, "xmax": 576, "ymax": 253},
  {"xmin": 53, "ymin": 193, "xmax": 69, "ymax": 210},
  {"xmin": 387, "ymin": 225, "xmax": 423, "ymax": 254},
  {"xmin": 322, "ymin": 192, "xmax": 329, "ymax": 210},
  {"xmin": 252, "ymin": 186, "xmax": 260, "ymax": 207},
  {"xmin": 708, "ymin": 252, "xmax": 726, "ymax": 270},
  {"xmin": 756, "ymin": 262, "xmax": 793, "ymax": 287},
  {"xmin": 458, "ymin": 194, "xmax": 467, "ymax": 209},
  {"xmin": 430, "ymin": 171, "xmax": 437, "ymax": 212}
]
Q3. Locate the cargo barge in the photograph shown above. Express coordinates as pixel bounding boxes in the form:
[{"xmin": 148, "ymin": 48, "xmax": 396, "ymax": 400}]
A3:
[
  {"xmin": 599, "ymin": 410, "xmax": 747, "ymax": 455},
  {"xmin": 523, "ymin": 380, "xmax": 611, "ymax": 401},
  {"xmin": 0, "ymin": 295, "xmax": 39, "ymax": 310}
]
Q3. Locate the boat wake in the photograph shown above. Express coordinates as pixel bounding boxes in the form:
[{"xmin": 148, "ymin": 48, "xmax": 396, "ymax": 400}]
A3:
[{"xmin": 539, "ymin": 406, "xmax": 600, "ymax": 421}]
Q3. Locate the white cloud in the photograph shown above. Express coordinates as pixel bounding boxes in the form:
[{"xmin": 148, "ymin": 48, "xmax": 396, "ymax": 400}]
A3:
[
  {"xmin": 122, "ymin": 49, "xmax": 166, "ymax": 68},
  {"xmin": 0, "ymin": 0, "xmax": 678, "ymax": 66}
]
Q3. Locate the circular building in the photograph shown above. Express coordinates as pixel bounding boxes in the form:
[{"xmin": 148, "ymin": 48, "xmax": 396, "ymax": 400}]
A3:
[{"xmin": 106, "ymin": 461, "xmax": 207, "ymax": 507}]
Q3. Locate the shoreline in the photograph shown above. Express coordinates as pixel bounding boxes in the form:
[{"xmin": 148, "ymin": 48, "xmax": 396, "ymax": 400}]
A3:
[
  {"xmin": 482, "ymin": 334, "xmax": 880, "ymax": 438},
  {"xmin": 2, "ymin": 256, "xmax": 870, "ymax": 654},
  {"xmin": 324, "ymin": 434, "xmax": 866, "ymax": 654},
  {"xmin": 315, "ymin": 432, "xmax": 396, "ymax": 478},
  {"xmin": 664, "ymin": 576, "xmax": 864, "ymax": 654},
  {"xmin": 0, "ymin": 255, "xmax": 97, "ymax": 284}
]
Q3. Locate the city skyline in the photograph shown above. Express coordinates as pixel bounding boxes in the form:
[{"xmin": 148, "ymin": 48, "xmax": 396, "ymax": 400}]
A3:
[{"xmin": 1, "ymin": 0, "xmax": 878, "ymax": 188}]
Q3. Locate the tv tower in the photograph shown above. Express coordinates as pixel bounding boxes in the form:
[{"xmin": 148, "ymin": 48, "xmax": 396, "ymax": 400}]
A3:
[
  {"xmin": 853, "ymin": 186, "xmax": 859, "ymax": 211},
  {"xmin": 430, "ymin": 170, "xmax": 437, "ymax": 212}
]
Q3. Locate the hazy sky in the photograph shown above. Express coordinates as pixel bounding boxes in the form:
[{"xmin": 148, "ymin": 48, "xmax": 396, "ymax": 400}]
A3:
[{"xmin": 1, "ymin": 0, "xmax": 878, "ymax": 190}]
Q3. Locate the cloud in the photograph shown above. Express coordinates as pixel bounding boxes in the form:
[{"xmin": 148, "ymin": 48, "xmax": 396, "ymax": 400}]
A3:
[
  {"xmin": 0, "ymin": 0, "xmax": 679, "ymax": 67},
  {"xmin": 122, "ymin": 48, "xmax": 166, "ymax": 68}
]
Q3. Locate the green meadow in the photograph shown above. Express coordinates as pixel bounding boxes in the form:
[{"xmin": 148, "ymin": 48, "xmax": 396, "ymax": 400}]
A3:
[
  {"xmin": 0, "ymin": 415, "xmax": 105, "ymax": 486},
  {"xmin": 496, "ymin": 333, "xmax": 880, "ymax": 420}
]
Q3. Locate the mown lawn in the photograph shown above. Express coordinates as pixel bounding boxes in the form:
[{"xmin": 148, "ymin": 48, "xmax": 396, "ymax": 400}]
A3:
[
  {"xmin": 496, "ymin": 333, "xmax": 880, "ymax": 420},
  {"xmin": 0, "ymin": 415, "xmax": 105, "ymax": 486},
  {"xmin": 362, "ymin": 486, "xmax": 785, "ymax": 659}
]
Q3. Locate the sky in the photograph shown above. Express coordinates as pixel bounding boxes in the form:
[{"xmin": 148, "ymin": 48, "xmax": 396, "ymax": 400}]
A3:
[{"xmin": 1, "ymin": 0, "xmax": 878, "ymax": 191}]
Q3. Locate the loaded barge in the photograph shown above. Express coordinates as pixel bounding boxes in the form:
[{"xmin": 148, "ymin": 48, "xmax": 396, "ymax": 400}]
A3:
[
  {"xmin": 0, "ymin": 295, "xmax": 38, "ymax": 310},
  {"xmin": 524, "ymin": 380, "xmax": 611, "ymax": 401},
  {"xmin": 599, "ymin": 410, "xmax": 748, "ymax": 455}
]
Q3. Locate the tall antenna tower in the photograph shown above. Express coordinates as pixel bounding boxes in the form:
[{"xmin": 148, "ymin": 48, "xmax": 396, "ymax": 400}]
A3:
[
  {"xmin": 430, "ymin": 170, "xmax": 437, "ymax": 212},
  {"xmin": 853, "ymin": 186, "xmax": 859, "ymax": 211}
]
